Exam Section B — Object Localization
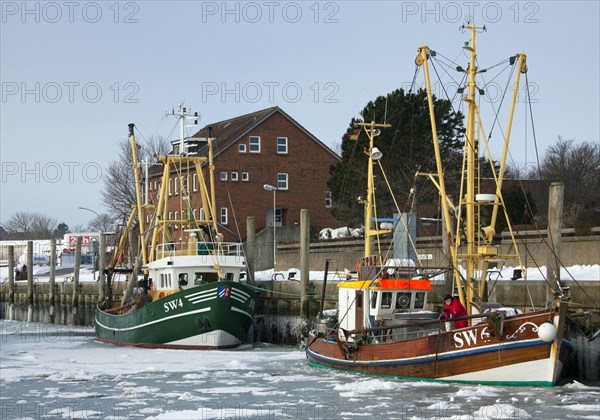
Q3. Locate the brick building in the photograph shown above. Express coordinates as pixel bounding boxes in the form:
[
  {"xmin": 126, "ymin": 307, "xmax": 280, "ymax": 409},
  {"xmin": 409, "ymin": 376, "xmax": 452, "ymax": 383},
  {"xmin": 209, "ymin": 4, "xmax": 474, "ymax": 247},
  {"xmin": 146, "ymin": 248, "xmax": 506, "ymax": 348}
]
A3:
[{"xmin": 146, "ymin": 106, "xmax": 341, "ymax": 243}]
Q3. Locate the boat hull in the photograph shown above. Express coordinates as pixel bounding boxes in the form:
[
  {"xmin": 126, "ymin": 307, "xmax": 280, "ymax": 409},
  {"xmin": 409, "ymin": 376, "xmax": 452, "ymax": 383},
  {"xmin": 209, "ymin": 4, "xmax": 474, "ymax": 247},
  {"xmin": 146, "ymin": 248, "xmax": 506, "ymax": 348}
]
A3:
[
  {"xmin": 306, "ymin": 309, "xmax": 572, "ymax": 386},
  {"xmin": 95, "ymin": 281, "xmax": 255, "ymax": 349}
]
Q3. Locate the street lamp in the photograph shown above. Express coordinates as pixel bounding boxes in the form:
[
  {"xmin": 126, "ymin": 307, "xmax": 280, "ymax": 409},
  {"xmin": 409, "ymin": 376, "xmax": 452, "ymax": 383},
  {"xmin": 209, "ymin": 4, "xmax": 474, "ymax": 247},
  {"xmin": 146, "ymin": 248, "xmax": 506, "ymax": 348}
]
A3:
[
  {"xmin": 78, "ymin": 206, "xmax": 101, "ymax": 218},
  {"xmin": 78, "ymin": 206, "xmax": 101, "ymax": 280},
  {"xmin": 263, "ymin": 184, "xmax": 277, "ymax": 269}
]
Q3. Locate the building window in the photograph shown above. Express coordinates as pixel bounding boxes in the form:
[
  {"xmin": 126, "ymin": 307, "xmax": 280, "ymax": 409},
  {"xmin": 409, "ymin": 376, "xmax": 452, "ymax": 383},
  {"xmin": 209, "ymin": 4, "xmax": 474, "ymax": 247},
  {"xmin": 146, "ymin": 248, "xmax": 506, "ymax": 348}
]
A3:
[
  {"xmin": 168, "ymin": 212, "xmax": 172, "ymax": 220},
  {"xmin": 174, "ymin": 211, "xmax": 179, "ymax": 229},
  {"xmin": 277, "ymin": 137, "xmax": 288, "ymax": 154},
  {"xmin": 154, "ymin": 181, "xmax": 157, "ymax": 190},
  {"xmin": 199, "ymin": 208, "xmax": 205, "ymax": 220},
  {"xmin": 275, "ymin": 209, "xmax": 282, "ymax": 227},
  {"xmin": 231, "ymin": 172, "xmax": 238, "ymax": 182},
  {"xmin": 238, "ymin": 144, "xmax": 246, "ymax": 153},
  {"xmin": 325, "ymin": 191, "xmax": 332, "ymax": 208},
  {"xmin": 193, "ymin": 174, "xmax": 197, "ymax": 192},
  {"xmin": 277, "ymin": 173, "xmax": 288, "ymax": 190},
  {"xmin": 174, "ymin": 177, "xmax": 179, "ymax": 195},
  {"xmin": 242, "ymin": 172, "xmax": 249, "ymax": 182},
  {"xmin": 168, "ymin": 178, "xmax": 172, "ymax": 196},
  {"xmin": 193, "ymin": 209, "xmax": 197, "ymax": 218},
  {"xmin": 220, "ymin": 171, "xmax": 227, "ymax": 181},
  {"xmin": 220, "ymin": 207, "xmax": 228, "ymax": 225},
  {"xmin": 249, "ymin": 136, "xmax": 260, "ymax": 153}
]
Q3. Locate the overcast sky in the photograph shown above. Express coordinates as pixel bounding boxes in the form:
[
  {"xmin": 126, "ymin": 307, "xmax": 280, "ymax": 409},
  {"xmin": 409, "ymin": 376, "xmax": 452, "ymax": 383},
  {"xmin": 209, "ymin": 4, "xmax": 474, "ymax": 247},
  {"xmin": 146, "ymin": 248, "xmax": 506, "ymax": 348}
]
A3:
[{"xmin": 1, "ymin": 1, "xmax": 598, "ymax": 228}]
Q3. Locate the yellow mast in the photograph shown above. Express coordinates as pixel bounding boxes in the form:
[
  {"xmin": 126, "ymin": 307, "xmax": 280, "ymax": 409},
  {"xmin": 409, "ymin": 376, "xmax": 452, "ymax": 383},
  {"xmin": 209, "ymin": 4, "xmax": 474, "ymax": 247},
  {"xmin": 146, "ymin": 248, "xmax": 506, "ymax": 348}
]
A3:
[
  {"xmin": 354, "ymin": 120, "xmax": 391, "ymax": 259},
  {"xmin": 128, "ymin": 124, "xmax": 148, "ymax": 268},
  {"xmin": 417, "ymin": 23, "xmax": 529, "ymax": 312}
]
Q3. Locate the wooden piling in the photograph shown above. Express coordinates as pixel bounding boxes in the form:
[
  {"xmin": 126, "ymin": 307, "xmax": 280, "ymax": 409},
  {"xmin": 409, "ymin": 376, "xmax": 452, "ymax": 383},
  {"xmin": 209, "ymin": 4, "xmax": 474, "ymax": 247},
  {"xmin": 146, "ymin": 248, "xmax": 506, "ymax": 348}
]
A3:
[
  {"xmin": 27, "ymin": 240, "xmax": 34, "ymax": 322},
  {"xmin": 49, "ymin": 239, "xmax": 56, "ymax": 323},
  {"xmin": 98, "ymin": 232, "xmax": 106, "ymax": 302},
  {"xmin": 8, "ymin": 245, "xmax": 14, "ymax": 320},
  {"xmin": 300, "ymin": 209, "xmax": 310, "ymax": 320},
  {"xmin": 72, "ymin": 237, "xmax": 82, "ymax": 325},
  {"xmin": 246, "ymin": 216, "xmax": 256, "ymax": 284},
  {"xmin": 546, "ymin": 182, "xmax": 564, "ymax": 304}
]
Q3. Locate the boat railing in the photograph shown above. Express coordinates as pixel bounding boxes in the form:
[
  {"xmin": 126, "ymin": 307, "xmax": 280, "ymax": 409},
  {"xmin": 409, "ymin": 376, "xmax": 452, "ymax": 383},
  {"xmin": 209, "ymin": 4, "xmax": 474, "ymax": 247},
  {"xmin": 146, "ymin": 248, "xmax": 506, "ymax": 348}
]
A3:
[{"xmin": 155, "ymin": 241, "xmax": 244, "ymax": 259}]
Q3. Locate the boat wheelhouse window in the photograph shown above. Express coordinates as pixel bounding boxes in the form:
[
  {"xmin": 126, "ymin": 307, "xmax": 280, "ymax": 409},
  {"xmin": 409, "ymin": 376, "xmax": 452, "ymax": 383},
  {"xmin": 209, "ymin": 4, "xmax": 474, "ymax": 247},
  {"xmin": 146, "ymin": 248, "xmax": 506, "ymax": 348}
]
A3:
[
  {"xmin": 356, "ymin": 292, "xmax": 363, "ymax": 308},
  {"xmin": 414, "ymin": 292, "xmax": 426, "ymax": 309},
  {"xmin": 381, "ymin": 292, "xmax": 393, "ymax": 309},
  {"xmin": 178, "ymin": 273, "xmax": 188, "ymax": 286},
  {"xmin": 160, "ymin": 274, "xmax": 164, "ymax": 288},
  {"xmin": 370, "ymin": 291, "xmax": 378, "ymax": 309},
  {"xmin": 396, "ymin": 292, "xmax": 411, "ymax": 310},
  {"xmin": 224, "ymin": 272, "xmax": 234, "ymax": 281},
  {"xmin": 194, "ymin": 273, "xmax": 203, "ymax": 285},
  {"xmin": 168, "ymin": 273, "xmax": 172, "ymax": 288}
]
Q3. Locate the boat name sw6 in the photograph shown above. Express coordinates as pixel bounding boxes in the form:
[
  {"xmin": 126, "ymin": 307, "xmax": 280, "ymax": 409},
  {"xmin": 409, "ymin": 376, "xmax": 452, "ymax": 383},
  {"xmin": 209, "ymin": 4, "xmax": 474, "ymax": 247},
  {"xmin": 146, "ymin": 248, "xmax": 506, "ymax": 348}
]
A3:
[{"xmin": 453, "ymin": 327, "xmax": 491, "ymax": 349}]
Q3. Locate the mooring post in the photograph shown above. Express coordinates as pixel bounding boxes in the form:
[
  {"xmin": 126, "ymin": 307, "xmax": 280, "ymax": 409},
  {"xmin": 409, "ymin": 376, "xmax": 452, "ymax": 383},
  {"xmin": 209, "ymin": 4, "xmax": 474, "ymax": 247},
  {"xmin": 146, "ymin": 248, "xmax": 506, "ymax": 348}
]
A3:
[
  {"xmin": 8, "ymin": 245, "xmax": 15, "ymax": 320},
  {"xmin": 27, "ymin": 240, "xmax": 34, "ymax": 322},
  {"xmin": 546, "ymin": 182, "xmax": 565, "ymax": 306},
  {"xmin": 245, "ymin": 216, "xmax": 256, "ymax": 285},
  {"xmin": 300, "ymin": 209, "xmax": 310, "ymax": 320},
  {"xmin": 72, "ymin": 236, "xmax": 82, "ymax": 325},
  {"xmin": 98, "ymin": 232, "xmax": 106, "ymax": 302},
  {"xmin": 49, "ymin": 239, "xmax": 56, "ymax": 323}
]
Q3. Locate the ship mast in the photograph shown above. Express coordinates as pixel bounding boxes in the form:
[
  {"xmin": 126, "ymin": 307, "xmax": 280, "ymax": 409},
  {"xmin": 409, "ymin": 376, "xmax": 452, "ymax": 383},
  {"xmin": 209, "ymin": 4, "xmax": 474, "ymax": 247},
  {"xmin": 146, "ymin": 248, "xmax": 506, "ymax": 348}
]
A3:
[
  {"xmin": 354, "ymin": 120, "xmax": 391, "ymax": 259},
  {"xmin": 417, "ymin": 23, "xmax": 530, "ymax": 312}
]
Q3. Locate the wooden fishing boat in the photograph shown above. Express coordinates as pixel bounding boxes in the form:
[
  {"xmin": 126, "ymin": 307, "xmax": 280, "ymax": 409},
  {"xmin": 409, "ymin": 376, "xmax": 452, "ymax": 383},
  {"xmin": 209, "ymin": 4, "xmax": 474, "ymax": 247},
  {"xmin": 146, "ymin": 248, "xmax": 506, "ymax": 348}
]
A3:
[
  {"xmin": 306, "ymin": 23, "xmax": 572, "ymax": 386},
  {"xmin": 95, "ymin": 106, "xmax": 255, "ymax": 349}
]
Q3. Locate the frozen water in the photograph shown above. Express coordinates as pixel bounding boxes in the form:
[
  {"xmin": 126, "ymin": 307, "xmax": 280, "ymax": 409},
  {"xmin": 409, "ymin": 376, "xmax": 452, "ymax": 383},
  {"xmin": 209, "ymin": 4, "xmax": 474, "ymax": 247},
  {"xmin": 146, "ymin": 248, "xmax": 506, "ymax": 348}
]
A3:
[{"xmin": 0, "ymin": 320, "xmax": 598, "ymax": 419}]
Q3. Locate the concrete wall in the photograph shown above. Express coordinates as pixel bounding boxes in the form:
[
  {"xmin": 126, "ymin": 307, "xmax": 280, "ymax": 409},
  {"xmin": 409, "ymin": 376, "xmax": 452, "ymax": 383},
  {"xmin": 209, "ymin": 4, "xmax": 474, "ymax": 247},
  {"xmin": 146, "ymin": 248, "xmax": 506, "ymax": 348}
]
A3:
[{"xmin": 275, "ymin": 229, "xmax": 600, "ymax": 275}]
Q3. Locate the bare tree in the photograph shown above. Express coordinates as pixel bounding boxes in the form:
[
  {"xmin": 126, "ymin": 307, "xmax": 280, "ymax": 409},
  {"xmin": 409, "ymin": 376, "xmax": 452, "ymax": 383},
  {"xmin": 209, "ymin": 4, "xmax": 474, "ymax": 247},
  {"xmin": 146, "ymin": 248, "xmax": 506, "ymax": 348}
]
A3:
[
  {"xmin": 100, "ymin": 135, "xmax": 169, "ymax": 222},
  {"xmin": 3, "ymin": 211, "xmax": 58, "ymax": 239},
  {"xmin": 539, "ymin": 137, "xmax": 600, "ymax": 222},
  {"xmin": 87, "ymin": 213, "xmax": 117, "ymax": 233}
]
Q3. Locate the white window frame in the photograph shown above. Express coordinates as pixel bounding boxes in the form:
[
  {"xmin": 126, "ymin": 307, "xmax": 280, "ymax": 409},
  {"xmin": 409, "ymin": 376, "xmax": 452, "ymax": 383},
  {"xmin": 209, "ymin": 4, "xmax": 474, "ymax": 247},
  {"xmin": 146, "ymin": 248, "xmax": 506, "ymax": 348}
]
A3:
[
  {"xmin": 220, "ymin": 171, "xmax": 228, "ymax": 181},
  {"xmin": 242, "ymin": 172, "xmax": 249, "ymax": 182},
  {"xmin": 168, "ymin": 211, "xmax": 172, "ymax": 220},
  {"xmin": 277, "ymin": 137, "xmax": 288, "ymax": 154},
  {"xmin": 174, "ymin": 211, "xmax": 179, "ymax": 229},
  {"xmin": 325, "ymin": 191, "xmax": 332, "ymax": 208},
  {"xmin": 231, "ymin": 172, "xmax": 239, "ymax": 182},
  {"xmin": 277, "ymin": 172, "xmax": 288, "ymax": 190},
  {"xmin": 220, "ymin": 207, "xmax": 228, "ymax": 225},
  {"xmin": 238, "ymin": 143, "xmax": 247, "ymax": 153},
  {"xmin": 249, "ymin": 136, "xmax": 261, "ymax": 153},
  {"xmin": 174, "ymin": 177, "xmax": 179, "ymax": 195},
  {"xmin": 168, "ymin": 178, "xmax": 172, "ymax": 196},
  {"xmin": 193, "ymin": 174, "xmax": 197, "ymax": 192},
  {"xmin": 200, "ymin": 208, "xmax": 205, "ymax": 220}
]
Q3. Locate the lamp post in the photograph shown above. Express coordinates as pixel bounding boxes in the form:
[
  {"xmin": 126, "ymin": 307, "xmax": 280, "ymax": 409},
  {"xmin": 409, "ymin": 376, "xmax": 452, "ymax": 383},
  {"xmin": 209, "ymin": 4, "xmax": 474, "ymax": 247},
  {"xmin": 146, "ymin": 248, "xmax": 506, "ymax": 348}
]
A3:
[
  {"xmin": 78, "ymin": 206, "xmax": 101, "ymax": 280},
  {"xmin": 263, "ymin": 184, "xmax": 277, "ymax": 269}
]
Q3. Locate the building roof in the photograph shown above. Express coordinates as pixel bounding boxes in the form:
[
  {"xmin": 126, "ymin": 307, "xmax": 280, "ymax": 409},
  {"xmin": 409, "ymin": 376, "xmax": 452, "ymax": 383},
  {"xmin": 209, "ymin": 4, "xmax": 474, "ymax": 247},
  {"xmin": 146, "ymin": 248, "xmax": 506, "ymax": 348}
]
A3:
[{"xmin": 188, "ymin": 106, "xmax": 340, "ymax": 160}]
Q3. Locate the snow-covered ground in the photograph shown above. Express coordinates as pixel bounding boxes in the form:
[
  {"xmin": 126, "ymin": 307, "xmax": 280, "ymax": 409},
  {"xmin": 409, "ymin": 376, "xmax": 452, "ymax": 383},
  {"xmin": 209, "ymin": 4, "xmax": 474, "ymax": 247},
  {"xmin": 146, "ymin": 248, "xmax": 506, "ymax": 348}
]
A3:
[
  {"xmin": 1, "ymin": 264, "xmax": 598, "ymax": 284},
  {"xmin": 1, "ymin": 320, "xmax": 598, "ymax": 419}
]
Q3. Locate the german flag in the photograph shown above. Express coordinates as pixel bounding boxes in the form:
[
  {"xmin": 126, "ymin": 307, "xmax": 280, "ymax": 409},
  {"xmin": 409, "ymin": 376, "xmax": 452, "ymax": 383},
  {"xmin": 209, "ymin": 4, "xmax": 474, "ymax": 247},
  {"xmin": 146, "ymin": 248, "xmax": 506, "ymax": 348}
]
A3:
[{"xmin": 349, "ymin": 128, "xmax": 360, "ymax": 141}]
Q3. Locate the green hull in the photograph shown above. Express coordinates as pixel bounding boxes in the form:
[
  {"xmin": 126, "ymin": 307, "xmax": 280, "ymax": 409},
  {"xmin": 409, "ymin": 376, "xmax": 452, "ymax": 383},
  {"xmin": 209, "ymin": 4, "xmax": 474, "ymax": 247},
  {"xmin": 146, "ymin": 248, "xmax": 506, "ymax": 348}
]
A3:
[{"xmin": 95, "ymin": 281, "xmax": 255, "ymax": 349}]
